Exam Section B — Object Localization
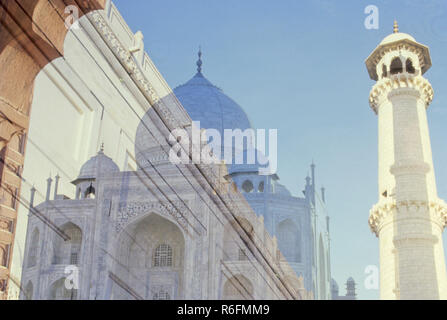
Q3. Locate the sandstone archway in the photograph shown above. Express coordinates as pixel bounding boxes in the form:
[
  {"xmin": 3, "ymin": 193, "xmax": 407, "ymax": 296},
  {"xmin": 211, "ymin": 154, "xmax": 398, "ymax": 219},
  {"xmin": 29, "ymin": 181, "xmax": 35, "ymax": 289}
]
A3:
[{"xmin": 0, "ymin": 0, "xmax": 106, "ymax": 299}]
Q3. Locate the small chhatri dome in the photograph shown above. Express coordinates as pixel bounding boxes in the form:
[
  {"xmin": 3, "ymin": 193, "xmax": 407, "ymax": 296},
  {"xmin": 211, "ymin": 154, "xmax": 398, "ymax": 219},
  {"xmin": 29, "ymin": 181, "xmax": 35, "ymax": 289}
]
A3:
[
  {"xmin": 365, "ymin": 22, "xmax": 431, "ymax": 81},
  {"xmin": 75, "ymin": 147, "xmax": 119, "ymax": 181},
  {"xmin": 379, "ymin": 22, "xmax": 416, "ymax": 46},
  {"xmin": 379, "ymin": 32, "xmax": 416, "ymax": 46}
]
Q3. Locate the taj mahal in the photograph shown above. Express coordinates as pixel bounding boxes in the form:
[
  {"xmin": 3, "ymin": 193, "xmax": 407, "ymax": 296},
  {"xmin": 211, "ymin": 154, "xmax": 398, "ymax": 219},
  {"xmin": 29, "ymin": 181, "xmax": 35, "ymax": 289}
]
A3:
[
  {"xmin": 16, "ymin": 2, "xmax": 331, "ymax": 300},
  {"xmin": 6, "ymin": 0, "xmax": 445, "ymax": 301}
]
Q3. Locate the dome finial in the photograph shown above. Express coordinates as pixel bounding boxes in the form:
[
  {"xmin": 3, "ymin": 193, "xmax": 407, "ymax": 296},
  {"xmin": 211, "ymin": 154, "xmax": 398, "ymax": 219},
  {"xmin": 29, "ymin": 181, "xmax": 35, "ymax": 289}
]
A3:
[
  {"xmin": 393, "ymin": 20, "xmax": 399, "ymax": 33},
  {"xmin": 196, "ymin": 46, "xmax": 203, "ymax": 74},
  {"xmin": 100, "ymin": 142, "xmax": 104, "ymax": 153}
]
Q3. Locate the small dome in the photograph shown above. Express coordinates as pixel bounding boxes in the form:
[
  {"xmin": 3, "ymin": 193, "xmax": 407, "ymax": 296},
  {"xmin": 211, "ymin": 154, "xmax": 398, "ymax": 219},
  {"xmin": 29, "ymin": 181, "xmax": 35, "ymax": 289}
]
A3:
[
  {"xmin": 347, "ymin": 277, "xmax": 355, "ymax": 284},
  {"xmin": 135, "ymin": 57, "xmax": 253, "ymax": 170},
  {"xmin": 380, "ymin": 32, "xmax": 416, "ymax": 46},
  {"xmin": 77, "ymin": 150, "xmax": 119, "ymax": 180}
]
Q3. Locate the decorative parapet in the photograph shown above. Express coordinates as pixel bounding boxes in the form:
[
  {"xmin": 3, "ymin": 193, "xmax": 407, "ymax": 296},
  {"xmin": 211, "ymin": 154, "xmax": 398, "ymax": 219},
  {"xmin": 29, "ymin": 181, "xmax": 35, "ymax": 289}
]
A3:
[
  {"xmin": 369, "ymin": 75, "xmax": 433, "ymax": 114},
  {"xmin": 369, "ymin": 198, "xmax": 447, "ymax": 236}
]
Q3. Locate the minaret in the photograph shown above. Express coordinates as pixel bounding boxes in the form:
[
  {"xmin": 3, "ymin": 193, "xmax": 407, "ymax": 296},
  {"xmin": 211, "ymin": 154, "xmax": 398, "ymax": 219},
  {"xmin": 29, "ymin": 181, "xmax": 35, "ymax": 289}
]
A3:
[{"xmin": 366, "ymin": 22, "xmax": 447, "ymax": 299}]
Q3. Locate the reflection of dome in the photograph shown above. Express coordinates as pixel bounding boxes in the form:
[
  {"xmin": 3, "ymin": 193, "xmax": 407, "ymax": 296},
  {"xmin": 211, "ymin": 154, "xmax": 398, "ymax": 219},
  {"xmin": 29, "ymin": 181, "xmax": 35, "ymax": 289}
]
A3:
[
  {"xmin": 77, "ymin": 149, "xmax": 119, "ymax": 180},
  {"xmin": 173, "ymin": 51, "xmax": 251, "ymax": 138}
]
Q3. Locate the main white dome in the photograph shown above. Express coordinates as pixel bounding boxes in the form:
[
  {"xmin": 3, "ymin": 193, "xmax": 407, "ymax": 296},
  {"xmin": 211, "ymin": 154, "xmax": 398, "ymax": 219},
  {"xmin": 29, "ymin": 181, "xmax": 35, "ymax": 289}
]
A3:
[
  {"xmin": 134, "ymin": 52, "xmax": 270, "ymax": 174},
  {"xmin": 173, "ymin": 72, "xmax": 252, "ymax": 136}
]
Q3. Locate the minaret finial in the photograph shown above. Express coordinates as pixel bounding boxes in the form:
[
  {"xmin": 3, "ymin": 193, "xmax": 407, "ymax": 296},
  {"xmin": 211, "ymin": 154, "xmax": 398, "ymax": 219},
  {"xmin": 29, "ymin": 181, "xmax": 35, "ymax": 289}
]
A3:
[
  {"xmin": 393, "ymin": 20, "xmax": 399, "ymax": 33},
  {"xmin": 196, "ymin": 46, "xmax": 203, "ymax": 74}
]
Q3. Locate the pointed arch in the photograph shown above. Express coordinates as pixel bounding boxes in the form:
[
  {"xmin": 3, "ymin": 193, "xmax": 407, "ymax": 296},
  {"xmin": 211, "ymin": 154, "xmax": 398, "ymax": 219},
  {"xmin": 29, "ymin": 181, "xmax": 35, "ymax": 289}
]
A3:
[
  {"xmin": 52, "ymin": 222, "xmax": 82, "ymax": 265},
  {"xmin": 113, "ymin": 212, "xmax": 185, "ymax": 300},
  {"xmin": 406, "ymin": 58, "xmax": 416, "ymax": 74},
  {"xmin": 0, "ymin": 0, "xmax": 106, "ymax": 297},
  {"xmin": 277, "ymin": 219, "xmax": 301, "ymax": 263},
  {"xmin": 390, "ymin": 57, "xmax": 403, "ymax": 74}
]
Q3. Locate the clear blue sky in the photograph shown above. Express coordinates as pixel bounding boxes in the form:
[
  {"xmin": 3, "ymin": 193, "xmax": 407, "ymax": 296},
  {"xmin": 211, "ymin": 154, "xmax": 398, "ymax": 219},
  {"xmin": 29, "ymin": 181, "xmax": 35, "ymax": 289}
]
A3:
[{"xmin": 113, "ymin": 0, "xmax": 447, "ymax": 299}]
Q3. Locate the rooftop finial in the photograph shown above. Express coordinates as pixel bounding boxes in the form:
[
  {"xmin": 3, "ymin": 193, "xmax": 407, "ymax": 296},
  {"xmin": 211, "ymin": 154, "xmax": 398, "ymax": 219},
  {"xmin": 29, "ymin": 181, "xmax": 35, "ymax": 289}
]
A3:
[
  {"xmin": 393, "ymin": 20, "xmax": 399, "ymax": 33},
  {"xmin": 196, "ymin": 46, "xmax": 203, "ymax": 74}
]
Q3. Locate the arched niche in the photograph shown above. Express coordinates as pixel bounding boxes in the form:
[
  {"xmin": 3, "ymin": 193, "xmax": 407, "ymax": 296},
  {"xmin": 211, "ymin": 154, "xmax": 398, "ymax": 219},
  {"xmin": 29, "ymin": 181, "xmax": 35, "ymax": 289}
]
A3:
[
  {"xmin": 52, "ymin": 222, "xmax": 82, "ymax": 265},
  {"xmin": 277, "ymin": 219, "xmax": 301, "ymax": 263},
  {"xmin": 112, "ymin": 213, "xmax": 185, "ymax": 300}
]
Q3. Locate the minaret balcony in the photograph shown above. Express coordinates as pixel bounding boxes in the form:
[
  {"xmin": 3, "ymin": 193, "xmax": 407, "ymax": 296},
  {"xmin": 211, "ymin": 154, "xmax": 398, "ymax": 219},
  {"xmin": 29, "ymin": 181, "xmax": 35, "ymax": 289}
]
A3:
[{"xmin": 369, "ymin": 75, "xmax": 433, "ymax": 113}]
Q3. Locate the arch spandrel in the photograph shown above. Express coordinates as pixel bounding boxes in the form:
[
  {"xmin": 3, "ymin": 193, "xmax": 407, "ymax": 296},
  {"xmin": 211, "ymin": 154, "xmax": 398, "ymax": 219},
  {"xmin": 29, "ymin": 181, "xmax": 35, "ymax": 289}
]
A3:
[{"xmin": 114, "ymin": 203, "xmax": 190, "ymax": 241}]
